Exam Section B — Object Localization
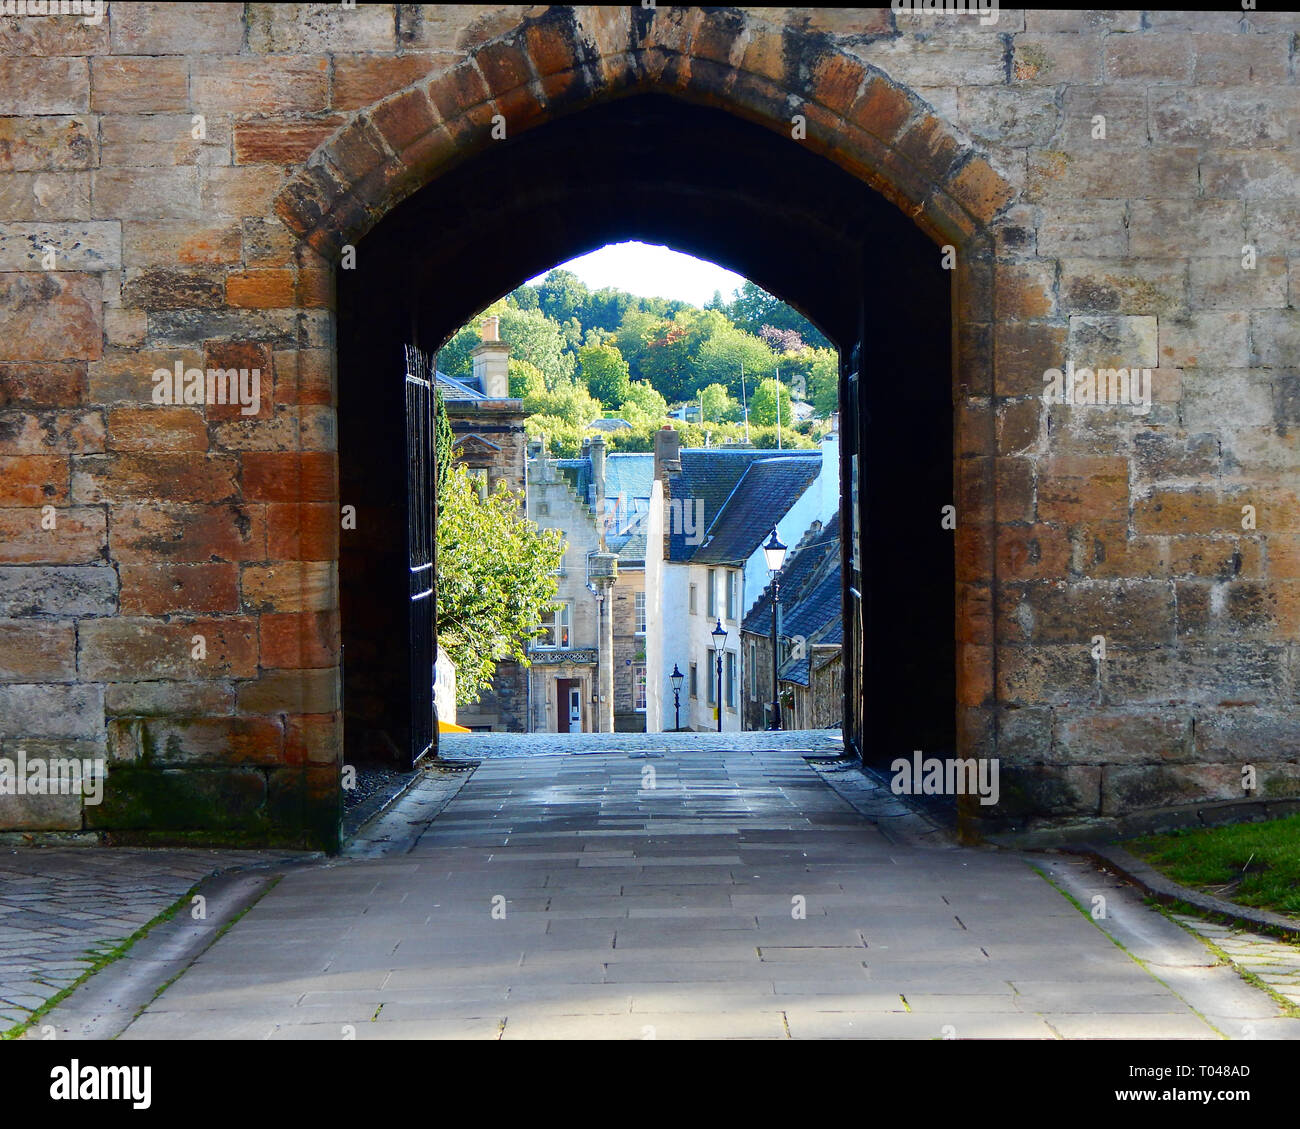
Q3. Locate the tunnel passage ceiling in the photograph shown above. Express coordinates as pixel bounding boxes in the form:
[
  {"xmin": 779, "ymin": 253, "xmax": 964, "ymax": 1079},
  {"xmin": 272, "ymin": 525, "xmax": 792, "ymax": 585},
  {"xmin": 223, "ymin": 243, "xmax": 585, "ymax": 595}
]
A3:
[{"xmin": 352, "ymin": 92, "xmax": 939, "ymax": 352}]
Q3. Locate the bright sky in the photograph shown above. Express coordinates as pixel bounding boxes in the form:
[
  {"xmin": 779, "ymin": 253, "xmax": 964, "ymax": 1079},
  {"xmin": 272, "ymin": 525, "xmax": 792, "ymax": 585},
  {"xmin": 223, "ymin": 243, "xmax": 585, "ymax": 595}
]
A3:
[{"xmin": 526, "ymin": 241, "xmax": 748, "ymax": 308}]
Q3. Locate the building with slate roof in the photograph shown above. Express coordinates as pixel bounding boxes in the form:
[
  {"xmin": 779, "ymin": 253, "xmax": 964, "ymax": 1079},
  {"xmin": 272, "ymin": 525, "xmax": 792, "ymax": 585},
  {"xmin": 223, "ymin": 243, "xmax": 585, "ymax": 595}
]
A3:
[
  {"xmin": 647, "ymin": 424, "xmax": 840, "ymax": 732},
  {"xmin": 741, "ymin": 514, "xmax": 843, "ymax": 731},
  {"xmin": 519, "ymin": 437, "xmax": 655, "ymax": 733},
  {"xmin": 436, "ymin": 317, "xmax": 530, "ymax": 731}
]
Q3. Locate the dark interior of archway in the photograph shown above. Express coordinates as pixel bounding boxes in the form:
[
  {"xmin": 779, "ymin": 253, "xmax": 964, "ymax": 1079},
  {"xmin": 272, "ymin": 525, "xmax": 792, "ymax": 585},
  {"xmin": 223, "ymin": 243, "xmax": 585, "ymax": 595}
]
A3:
[{"xmin": 337, "ymin": 92, "xmax": 955, "ymax": 783}]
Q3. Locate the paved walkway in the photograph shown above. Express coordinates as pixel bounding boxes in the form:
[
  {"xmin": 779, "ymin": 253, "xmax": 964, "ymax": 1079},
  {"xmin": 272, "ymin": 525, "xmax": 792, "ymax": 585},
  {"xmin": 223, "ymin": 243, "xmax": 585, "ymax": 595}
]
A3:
[
  {"xmin": 436, "ymin": 728, "xmax": 846, "ymax": 759},
  {"xmin": 0, "ymin": 847, "xmax": 292, "ymax": 1033},
  {"xmin": 98, "ymin": 743, "xmax": 1298, "ymax": 1040}
]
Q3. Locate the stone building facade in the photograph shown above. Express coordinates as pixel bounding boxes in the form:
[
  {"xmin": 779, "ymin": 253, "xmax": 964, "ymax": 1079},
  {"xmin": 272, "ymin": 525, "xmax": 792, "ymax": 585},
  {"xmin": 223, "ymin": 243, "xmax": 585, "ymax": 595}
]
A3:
[
  {"xmin": 0, "ymin": 5, "xmax": 1295, "ymax": 847},
  {"xmin": 524, "ymin": 437, "xmax": 650, "ymax": 734},
  {"xmin": 436, "ymin": 316, "xmax": 528, "ymax": 732}
]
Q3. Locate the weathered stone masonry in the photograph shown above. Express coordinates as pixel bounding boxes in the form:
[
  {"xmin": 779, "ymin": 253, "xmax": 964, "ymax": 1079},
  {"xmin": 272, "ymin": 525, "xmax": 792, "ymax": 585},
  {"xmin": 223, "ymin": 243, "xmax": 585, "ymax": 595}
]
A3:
[{"xmin": 0, "ymin": 5, "xmax": 1296, "ymax": 846}]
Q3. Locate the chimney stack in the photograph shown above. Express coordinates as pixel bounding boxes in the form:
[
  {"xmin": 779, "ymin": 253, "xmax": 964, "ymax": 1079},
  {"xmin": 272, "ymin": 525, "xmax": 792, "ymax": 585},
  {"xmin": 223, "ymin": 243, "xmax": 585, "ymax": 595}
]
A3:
[
  {"xmin": 471, "ymin": 316, "xmax": 510, "ymax": 398},
  {"xmin": 653, "ymin": 424, "xmax": 681, "ymax": 481},
  {"xmin": 589, "ymin": 433, "xmax": 606, "ymax": 512},
  {"xmin": 653, "ymin": 425, "xmax": 681, "ymax": 563}
]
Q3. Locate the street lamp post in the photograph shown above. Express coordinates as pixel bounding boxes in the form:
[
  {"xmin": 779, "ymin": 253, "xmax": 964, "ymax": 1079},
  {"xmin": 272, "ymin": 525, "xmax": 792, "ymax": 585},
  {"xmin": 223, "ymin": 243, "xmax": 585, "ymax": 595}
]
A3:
[
  {"xmin": 763, "ymin": 527, "xmax": 788, "ymax": 731},
  {"xmin": 711, "ymin": 618, "xmax": 727, "ymax": 733},
  {"xmin": 670, "ymin": 663, "xmax": 684, "ymax": 732}
]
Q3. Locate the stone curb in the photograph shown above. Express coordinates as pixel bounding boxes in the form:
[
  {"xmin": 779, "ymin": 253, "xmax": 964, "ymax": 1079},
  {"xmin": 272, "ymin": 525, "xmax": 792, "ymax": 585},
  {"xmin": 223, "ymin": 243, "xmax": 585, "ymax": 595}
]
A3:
[
  {"xmin": 342, "ymin": 767, "xmax": 420, "ymax": 842},
  {"xmin": 24, "ymin": 850, "xmax": 320, "ymax": 1040},
  {"xmin": 1074, "ymin": 842, "xmax": 1300, "ymax": 945}
]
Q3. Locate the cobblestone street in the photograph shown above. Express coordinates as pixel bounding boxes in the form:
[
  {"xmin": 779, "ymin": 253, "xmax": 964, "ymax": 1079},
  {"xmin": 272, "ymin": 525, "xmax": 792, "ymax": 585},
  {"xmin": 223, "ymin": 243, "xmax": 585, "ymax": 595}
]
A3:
[
  {"xmin": 25, "ymin": 735, "xmax": 1292, "ymax": 1041},
  {"xmin": 0, "ymin": 847, "xmax": 294, "ymax": 1033}
]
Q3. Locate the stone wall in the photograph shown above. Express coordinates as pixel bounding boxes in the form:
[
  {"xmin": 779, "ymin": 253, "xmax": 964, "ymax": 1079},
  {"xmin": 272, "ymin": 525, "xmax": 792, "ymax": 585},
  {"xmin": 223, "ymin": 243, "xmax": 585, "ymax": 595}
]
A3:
[{"xmin": 0, "ymin": 5, "xmax": 1296, "ymax": 844}]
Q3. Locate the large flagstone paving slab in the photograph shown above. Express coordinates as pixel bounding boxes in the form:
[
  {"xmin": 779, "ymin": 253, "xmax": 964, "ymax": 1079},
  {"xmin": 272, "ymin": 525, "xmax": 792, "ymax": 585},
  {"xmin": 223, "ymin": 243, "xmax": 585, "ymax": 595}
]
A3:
[{"xmin": 112, "ymin": 744, "xmax": 1298, "ymax": 1040}]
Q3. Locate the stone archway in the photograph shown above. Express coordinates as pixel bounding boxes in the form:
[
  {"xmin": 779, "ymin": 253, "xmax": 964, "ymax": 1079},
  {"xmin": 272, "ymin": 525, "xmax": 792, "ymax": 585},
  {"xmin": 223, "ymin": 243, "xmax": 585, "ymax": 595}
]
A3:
[{"xmin": 273, "ymin": 4, "xmax": 1025, "ymax": 840}]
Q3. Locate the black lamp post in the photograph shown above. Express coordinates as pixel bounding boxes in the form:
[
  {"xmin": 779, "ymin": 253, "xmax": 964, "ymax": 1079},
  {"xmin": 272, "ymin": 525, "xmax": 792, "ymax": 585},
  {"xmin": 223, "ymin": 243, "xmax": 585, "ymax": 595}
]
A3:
[
  {"xmin": 670, "ymin": 662, "xmax": 684, "ymax": 732},
  {"xmin": 711, "ymin": 618, "xmax": 727, "ymax": 733},
  {"xmin": 763, "ymin": 527, "xmax": 788, "ymax": 731}
]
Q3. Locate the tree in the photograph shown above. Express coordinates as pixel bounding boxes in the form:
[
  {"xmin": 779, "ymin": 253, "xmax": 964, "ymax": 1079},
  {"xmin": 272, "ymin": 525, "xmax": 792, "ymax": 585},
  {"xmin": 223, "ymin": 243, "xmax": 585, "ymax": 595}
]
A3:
[
  {"xmin": 698, "ymin": 382, "xmax": 738, "ymax": 424},
  {"xmin": 723, "ymin": 279, "xmax": 831, "ymax": 350},
  {"xmin": 613, "ymin": 308, "xmax": 664, "ymax": 384},
  {"xmin": 692, "ymin": 321, "xmax": 777, "ymax": 399},
  {"xmin": 497, "ymin": 304, "xmax": 575, "ymax": 387},
  {"xmin": 524, "ymin": 413, "xmax": 586, "ymax": 457},
  {"xmin": 578, "ymin": 342, "xmax": 631, "ymax": 407},
  {"xmin": 640, "ymin": 308, "xmax": 726, "ymax": 402},
  {"xmin": 434, "ymin": 387, "xmax": 454, "ymax": 503},
  {"xmin": 534, "ymin": 268, "xmax": 589, "ymax": 325},
  {"xmin": 808, "ymin": 347, "xmax": 839, "ymax": 418},
  {"xmin": 523, "ymin": 380, "xmax": 602, "ymax": 430},
  {"xmin": 435, "ymin": 324, "xmax": 479, "ymax": 379},
  {"xmin": 759, "ymin": 324, "xmax": 806, "ymax": 354},
  {"xmin": 749, "ymin": 377, "xmax": 793, "ymax": 428},
  {"xmin": 619, "ymin": 380, "xmax": 668, "ymax": 426},
  {"xmin": 507, "ymin": 358, "xmax": 546, "ymax": 400},
  {"xmin": 436, "ymin": 462, "xmax": 564, "ymax": 704}
]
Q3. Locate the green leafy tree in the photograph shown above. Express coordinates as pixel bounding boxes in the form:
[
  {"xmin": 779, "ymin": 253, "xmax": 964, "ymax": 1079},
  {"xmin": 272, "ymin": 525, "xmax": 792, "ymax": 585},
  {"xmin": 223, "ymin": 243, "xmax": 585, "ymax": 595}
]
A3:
[
  {"xmin": 497, "ymin": 304, "xmax": 575, "ymax": 387},
  {"xmin": 508, "ymin": 358, "xmax": 546, "ymax": 400},
  {"xmin": 534, "ymin": 268, "xmax": 589, "ymax": 325},
  {"xmin": 698, "ymin": 382, "xmax": 738, "ymax": 424},
  {"xmin": 640, "ymin": 308, "xmax": 726, "ymax": 402},
  {"xmin": 436, "ymin": 463, "xmax": 564, "ymax": 704},
  {"xmin": 619, "ymin": 380, "xmax": 669, "ymax": 426},
  {"xmin": 693, "ymin": 322, "xmax": 777, "ymax": 399},
  {"xmin": 808, "ymin": 347, "xmax": 840, "ymax": 418},
  {"xmin": 749, "ymin": 377, "xmax": 793, "ymax": 428},
  {"xmin": 578, "ymin": 343, "xmax": 631, "ymax": 407},
  {"xmin": 434, "ymin": 387, "xmax": 455, "ymax": 503},
  {"xmin": 723, "ymin": 279, "xmax": 831, "ymax": 350},
  {"xmin": 435, "ymin": 324, "xmax": 479, "ymax": 379},
  {"xmin": 613, "ymin": 308, "xmax": 665, "ymax": 385},
  {"xmin": 525, "ymin": 413, "xmax": 586, "ymax": 457},
  {"xmin": 524, "ymin": 380, "xmax": 602, "ymax": 429},
  {"xmin": 747, "ymin": 423, "xmax": 815, "ymax": 450}
]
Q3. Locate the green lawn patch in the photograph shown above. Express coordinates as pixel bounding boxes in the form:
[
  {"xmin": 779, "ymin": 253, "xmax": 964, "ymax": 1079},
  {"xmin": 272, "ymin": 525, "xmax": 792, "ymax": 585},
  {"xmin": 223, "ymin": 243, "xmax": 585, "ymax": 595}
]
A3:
[{"xmin": 1126, "ymin": 814, "xmax": 1300, "ymax": 919}]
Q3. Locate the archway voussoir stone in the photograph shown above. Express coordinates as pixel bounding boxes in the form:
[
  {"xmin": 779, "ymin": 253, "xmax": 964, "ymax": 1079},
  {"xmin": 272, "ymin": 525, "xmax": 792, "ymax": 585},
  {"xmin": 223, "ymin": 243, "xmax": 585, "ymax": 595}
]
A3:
[
  {"xmin": 523, "ymin": 12, "xmax": 582, "ymax": 79},
  {"xmin": 737, "ymin": 22, "xmax": 788, "ymax": 89},
  {"xmin": 474, "ymin": 34, "xmax": 537, "ymax": 99},
  {"xmin": 895, "ymin": 113, "xmax": 965, "ymax": 188},
  {"xmin": 275, "ymin": 160, "xmax": 346, "ymax": 239},
  {"xmin": 638, "ymin": 4, "xmax": 704, "ymax": 57},
  {"xmin": 808, "ymin": 50, "xmax": 869, "ymax": 120},
  {"xmin": 691, "ymin": 6, "xmax": 750, "ymax": 70},
  {"xmin": 370, "ymin": 86, "xmax": 440, "ymax": 156},
  {"xmin": 947, "ymin": 154, "xmax": 1017, "ymax": 227},
  {"xmin": 426, "ymin": 59, "xmax": 492, "ymax": 126},
  {"xmin": 846, "ymin": 73, "xmax": 919, "ymax": 148},
  {"xmin": 916, "ymin": 187, "xmax": 979, "ymax": 247},
  {"xmin": 490, "ymin": 80, "xmax": 550, "ymax": 137},
  {"xmin": 322, "ymin": 115, "xmax": 393, "ymax": 187}
]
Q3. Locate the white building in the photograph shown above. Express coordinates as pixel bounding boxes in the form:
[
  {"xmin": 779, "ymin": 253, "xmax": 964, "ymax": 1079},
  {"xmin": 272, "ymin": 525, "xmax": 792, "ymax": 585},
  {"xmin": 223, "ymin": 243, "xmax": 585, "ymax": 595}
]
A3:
[{"xmin": 645, "ymin": 425, "xmax": 840, "ymax": 732}]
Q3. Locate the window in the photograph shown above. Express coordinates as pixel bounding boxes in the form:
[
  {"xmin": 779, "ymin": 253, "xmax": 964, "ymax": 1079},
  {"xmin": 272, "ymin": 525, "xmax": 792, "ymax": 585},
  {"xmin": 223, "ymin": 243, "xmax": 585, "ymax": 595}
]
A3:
[
  {"xmin": 634, "ymin": 591, "xmax": 646, "ymax": 634},
  {"xmin": 707, "ymin": 569, "xmax": 716, "ymax": 617},
  {"xmin": 633, "ymin": 664, "xmax": 647, "ymax": 711},
  {"xmin": 726, "ymin": 571, "xmax": 738, "ymax": 621},
  {"xmin": 748, "ymin": 640, "xmax": 758, "ymax": 701},
  {"xmin": 554, "ymin": 549, "xmax": 567, "ymax": 577},
  {"xmin": 689, "ymin": 584, "xmax": 697, "ymax": 615},
  {"xmin": 689, "ymin": 662, "xmax": 698, "ymax": 699},
  {"xmin": 537, "ymin": 602, "xmax": 570, "ymax": 648},
  {"xmin": 706, "ymin": 657, "xmax": 716, "ymax": 704},
  {"xmin": 469, "ymin": 466, "xmax": 489, "ymax": 501},
  {"xmin": 726, "ymin": 651, "xmax": 737, "ymax": 709}
]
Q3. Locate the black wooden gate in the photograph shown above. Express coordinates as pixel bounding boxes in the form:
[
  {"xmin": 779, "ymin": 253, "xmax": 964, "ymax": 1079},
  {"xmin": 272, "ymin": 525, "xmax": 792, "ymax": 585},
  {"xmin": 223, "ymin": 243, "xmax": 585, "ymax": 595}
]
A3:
[{"xmin": 403, "ymin": 344, "xmax": 436, "ymax": 770}]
